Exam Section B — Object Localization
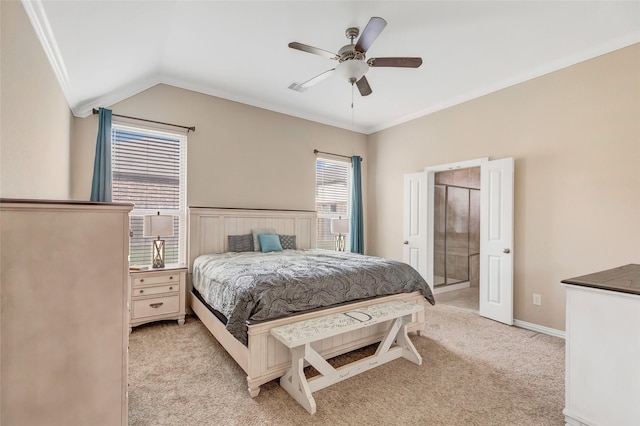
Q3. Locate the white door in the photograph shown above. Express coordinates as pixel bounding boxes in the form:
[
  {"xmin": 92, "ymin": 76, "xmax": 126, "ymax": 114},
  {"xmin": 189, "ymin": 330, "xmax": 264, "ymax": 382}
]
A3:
[
  {"xmin": 403, "ymin": 173, "xmax": 431, "ymax": 291},
  {"xmin": 479, "ymin": 157, "xmax": 514, "ymax": 325}
]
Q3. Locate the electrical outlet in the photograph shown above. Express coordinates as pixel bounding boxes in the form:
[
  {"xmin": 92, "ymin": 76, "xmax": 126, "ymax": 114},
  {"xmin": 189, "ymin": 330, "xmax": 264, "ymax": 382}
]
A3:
[{"xmin": 533, "ymin": 293, "xmax": 542, "ymax": 306}]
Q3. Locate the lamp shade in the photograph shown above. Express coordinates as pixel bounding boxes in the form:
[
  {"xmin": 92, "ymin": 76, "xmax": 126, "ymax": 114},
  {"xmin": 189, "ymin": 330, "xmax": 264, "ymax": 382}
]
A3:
[
  {"xmin": 335, "ymin": 60, "xmax": 369, "ymax": 83},
  {"xmin": 143, "ymin": 214, "xmax": 174, "ymax": 237},
  {"xmin": 330, "ymin": 217, "xmax": 350, "ymax": 235}
]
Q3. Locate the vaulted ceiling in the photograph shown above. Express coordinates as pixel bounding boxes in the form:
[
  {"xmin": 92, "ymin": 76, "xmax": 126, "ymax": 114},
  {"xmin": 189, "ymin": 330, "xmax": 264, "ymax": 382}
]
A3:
[{"xmin": 24, "ymin": 1, "xmax": 640, "ymax": 134}]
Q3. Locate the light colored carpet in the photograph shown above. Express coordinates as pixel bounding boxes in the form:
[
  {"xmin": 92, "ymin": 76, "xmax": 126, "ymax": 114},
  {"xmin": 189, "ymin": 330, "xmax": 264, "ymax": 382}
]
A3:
[
  {"xmin": 436, "ymin": 286, "xmax": 479, "ymax": 311},
  {"xmin": 128, "ymin": 304, "xmax": 565, "ymax": 425}
]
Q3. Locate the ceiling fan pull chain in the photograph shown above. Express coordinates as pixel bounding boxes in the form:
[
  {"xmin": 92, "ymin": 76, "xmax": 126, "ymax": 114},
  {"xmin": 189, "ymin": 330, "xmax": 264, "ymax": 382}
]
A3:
[
  {"xmin": 351, "ymin": 84, "xmax": 355, "ymax": 110},
  {"xmin": 351, "ymin": 84, "xmax": 356, "ymax": 137}
]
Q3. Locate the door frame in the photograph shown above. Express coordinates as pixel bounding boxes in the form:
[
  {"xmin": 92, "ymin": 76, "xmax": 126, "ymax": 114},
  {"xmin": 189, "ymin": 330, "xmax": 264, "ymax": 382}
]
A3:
[
  {"xmin": 426, "ymin": 157, "xmax": 514, "ymax": 325},
  {"xmin": 404, "ymin": 156, "xmax": 514, "ymax": 325},
  {"xmin": 423, "ymin": 158, "xmax": 489, "ymax": 295}
]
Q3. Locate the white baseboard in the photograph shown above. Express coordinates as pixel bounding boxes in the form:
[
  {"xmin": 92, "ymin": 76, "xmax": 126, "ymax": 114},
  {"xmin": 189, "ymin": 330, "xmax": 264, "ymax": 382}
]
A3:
[{"xmin": 513, "ymin": 319, "xmax": 565, "ymax": 339}]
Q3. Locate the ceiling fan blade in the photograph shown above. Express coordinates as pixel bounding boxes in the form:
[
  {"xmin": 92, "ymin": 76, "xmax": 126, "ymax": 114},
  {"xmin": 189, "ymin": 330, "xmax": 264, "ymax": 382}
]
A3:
[
  {"xmin": 356, "ymin": 76, "xmax": 372, "ymax": 96},
  {"xmin": 288, "ymin": 42, "xmax": 340, "ymax": 60},
  {"xmin": 355, "ymin": 17, "xmax": 387, "ymax": 53},
  {"xmin": 368, "ymin": 57, "xmax": 423, "ymax": 68},
  {"xmin": 289, "ymin": 68, "xmax": 335, "ymax": 92}
]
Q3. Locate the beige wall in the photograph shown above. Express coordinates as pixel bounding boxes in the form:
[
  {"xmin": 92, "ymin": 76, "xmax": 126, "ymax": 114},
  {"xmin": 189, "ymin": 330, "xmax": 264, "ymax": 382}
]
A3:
[
  {"xmin": 0, "ymin": 1, "xmax": 72, "ymax": 199},
  {"xmin": 367, "ymin": 44, "xmax": 640, "ymax": 331},
  {"xmin": 71, "ymin": 84, "xmax": 368, "ymax": 227}
]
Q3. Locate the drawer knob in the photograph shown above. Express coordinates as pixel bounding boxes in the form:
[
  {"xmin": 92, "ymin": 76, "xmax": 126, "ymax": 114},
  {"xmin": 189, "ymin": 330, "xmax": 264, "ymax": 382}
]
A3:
[
  {"xmin": 169, "ymin": 276, "xmax": 173, "ymax": 280},
  {"xmin": 140, "ymin": 279, "xmax": 144, "ymax": 283},
  {"xmin": 139, "ymin": 290, "xmax": 144, "ymax": 294},
  {"xmin": 149, "ymin": 302, "xmax": 164, "ymax": 309},
  {"xmin": 169, "ymin": 286, "xmax": 173, "ymax": 290}
]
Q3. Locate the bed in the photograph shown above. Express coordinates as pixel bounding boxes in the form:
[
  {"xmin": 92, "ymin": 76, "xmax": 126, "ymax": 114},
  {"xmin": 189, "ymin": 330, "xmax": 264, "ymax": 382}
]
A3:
[{"xmin": 187, "ymin": 207, "xmax": 434, "ymax": 397}]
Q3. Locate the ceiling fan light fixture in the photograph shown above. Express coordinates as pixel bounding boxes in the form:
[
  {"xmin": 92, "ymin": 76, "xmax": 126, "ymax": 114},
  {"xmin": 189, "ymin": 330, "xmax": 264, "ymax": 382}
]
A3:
[
  {"xmin": 288, "ymin": 16, "xmax": 421, "ymax": 95},
  {"xmin": 335, "ymin": 60, "xmax": 369, "ymax": 84}
]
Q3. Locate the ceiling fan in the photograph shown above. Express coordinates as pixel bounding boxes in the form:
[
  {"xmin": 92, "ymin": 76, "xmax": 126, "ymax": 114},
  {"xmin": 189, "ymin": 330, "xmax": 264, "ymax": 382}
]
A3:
[{"xmin": 288, "ymin": 17, "xmax": 422, "ymax": 96}]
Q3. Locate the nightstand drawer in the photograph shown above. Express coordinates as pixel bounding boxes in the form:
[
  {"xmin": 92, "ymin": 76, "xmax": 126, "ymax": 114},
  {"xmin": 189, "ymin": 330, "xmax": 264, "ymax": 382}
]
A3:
[
  {"xmin": 132, "ymin": 283, "xmax": 179, "ymax": 297},
  {"xmin": 132, "ymin": 273, "xmax": 179, "ymax": 286},
  {"xmin": 132, "ymin": 295, "xmax": 179, "ymax": 319}
]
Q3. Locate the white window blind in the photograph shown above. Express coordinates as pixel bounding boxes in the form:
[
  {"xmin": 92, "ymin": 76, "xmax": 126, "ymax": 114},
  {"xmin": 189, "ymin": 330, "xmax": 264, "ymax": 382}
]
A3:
[
  {"xmin": 111, "ymin": 124, "xmax": 187, "ymax": 266},
  {"xmin": 315, "ymin": 157, "xmax": 351, "ymax": 250}
]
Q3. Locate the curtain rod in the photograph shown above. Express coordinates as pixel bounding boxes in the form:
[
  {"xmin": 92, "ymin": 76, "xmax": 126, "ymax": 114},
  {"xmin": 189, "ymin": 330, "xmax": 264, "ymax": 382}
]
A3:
[
  {"xmin": 313, "ymin": 149, "xmax": 363, "ymax": 162},
  {"xmin": 92, "ymin": 108, "xmax": 195, "ymax": 132}
]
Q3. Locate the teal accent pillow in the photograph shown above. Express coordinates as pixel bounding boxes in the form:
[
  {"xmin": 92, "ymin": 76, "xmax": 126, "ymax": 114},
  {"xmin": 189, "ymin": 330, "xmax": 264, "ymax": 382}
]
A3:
[
  {"xmin": 252, "ymin": 228, "xmax": 276, "ymax": 251},
  {"xmin": 258, "ymin": 234, "xmax": 283, "ymax": 253}
]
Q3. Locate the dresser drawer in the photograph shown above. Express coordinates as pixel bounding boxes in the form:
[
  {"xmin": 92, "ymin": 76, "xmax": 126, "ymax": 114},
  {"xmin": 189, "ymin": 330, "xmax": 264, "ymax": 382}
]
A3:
[
  {"xmin": 132, "ymin": 273, "xmax": 179, "ymax": 287},
  {"xmin": 132, "ymin": 283, "xmax": 179, "ymax": 297},
  {"xmin": 132, "ymin": 295, "xmax": 179, "ymax": 319}
]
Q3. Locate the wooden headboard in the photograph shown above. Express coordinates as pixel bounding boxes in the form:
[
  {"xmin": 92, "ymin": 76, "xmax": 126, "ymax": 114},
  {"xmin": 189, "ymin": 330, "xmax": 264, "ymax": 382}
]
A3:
[{"xmin": 187, "ymin": 207, "xmax": 317, "ymax": 271}]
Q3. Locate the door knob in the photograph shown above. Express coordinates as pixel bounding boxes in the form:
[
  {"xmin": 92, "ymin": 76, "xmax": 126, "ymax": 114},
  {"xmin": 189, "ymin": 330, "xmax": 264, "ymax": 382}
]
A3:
[
  {"xmin": 403, "ymin": 241, "xmax": 409, "ymax": 245},
  {"xmin": 503, "ymin": 248, "xmax": 511, "ymax": 254}
]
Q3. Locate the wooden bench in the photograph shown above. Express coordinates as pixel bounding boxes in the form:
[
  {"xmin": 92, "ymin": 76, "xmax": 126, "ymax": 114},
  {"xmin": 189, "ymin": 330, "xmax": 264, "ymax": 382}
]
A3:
[{"xmin": 270, "ymin": 300, "xmax": 423, "ymax": 414}]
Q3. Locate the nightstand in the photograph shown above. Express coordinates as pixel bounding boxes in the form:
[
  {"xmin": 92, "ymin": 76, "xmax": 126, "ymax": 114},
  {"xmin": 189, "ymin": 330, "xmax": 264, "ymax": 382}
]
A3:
[{"xmin": 129, "ymin": 264, "xmax": 187, "ymax": 331}]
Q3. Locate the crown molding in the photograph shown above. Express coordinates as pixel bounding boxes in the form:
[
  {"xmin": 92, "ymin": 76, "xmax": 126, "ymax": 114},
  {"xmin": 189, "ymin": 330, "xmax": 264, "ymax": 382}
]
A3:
[
  {"xmin": 159, "ymin": 75, "xmax": 367, "ymax": 134},
  {"xmin": 73, "ymin": 75, "xmax": 163, "ymax": 118},
  {"xmin": 366, "ymin": 33, "xmax": 640, "ymax": 135},
  {"xmin": 21, "ymin": 0, "xmax": 73, "ymax": 109}
]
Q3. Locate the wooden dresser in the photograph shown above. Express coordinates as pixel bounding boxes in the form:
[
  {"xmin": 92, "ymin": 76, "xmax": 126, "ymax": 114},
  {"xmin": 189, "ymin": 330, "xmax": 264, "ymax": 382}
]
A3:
[
  {"xmin": 561, "ymin": 264, "xmax": 640, "ymax": 426},
  {"xmin": 1, "ymin": 199, "xmax": 132, "ymax": 426}
]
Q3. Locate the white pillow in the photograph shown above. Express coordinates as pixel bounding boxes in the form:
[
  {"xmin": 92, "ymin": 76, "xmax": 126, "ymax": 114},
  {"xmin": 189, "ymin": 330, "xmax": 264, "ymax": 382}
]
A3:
[{"xmin": 252, "ymin": 228, "xmax": 276, "ymax": 252}]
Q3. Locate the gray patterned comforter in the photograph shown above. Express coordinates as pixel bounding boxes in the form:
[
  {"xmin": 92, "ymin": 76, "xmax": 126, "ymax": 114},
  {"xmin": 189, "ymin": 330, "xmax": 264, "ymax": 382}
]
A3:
[{"xmin": 192, "ymin": 249, "xmax": 435, "ymax": 345}]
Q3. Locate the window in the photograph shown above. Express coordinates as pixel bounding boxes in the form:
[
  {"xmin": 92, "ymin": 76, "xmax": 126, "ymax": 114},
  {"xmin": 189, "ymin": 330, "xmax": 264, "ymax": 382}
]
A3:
[
  {"xmin": 111, "ymin": 124, "xmax": 187, "ymax": 265},
  {"xmin": 315, "ymin": 157, "xmax": 351, "ymax": 250}
]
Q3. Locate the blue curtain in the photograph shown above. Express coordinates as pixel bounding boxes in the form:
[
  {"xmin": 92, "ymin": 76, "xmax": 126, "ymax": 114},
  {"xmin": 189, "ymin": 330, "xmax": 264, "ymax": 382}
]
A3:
[
  {"xmin": 350, "ymin": 155, "xmax": 364, "ymax": 254},
  {"xmin": 90, "ymin": 108, "xmax": 112, "ymax": 202}
]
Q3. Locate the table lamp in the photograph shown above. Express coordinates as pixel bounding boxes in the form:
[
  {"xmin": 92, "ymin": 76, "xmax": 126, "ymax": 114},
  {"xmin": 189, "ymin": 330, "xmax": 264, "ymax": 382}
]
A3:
[
  {"xmin": 330, "ymin": 217, "xmax": 349, "ymax": 252},
  {"xmin": 143, "ymin": 212, "xmax": 174, "ymax": 268}
]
